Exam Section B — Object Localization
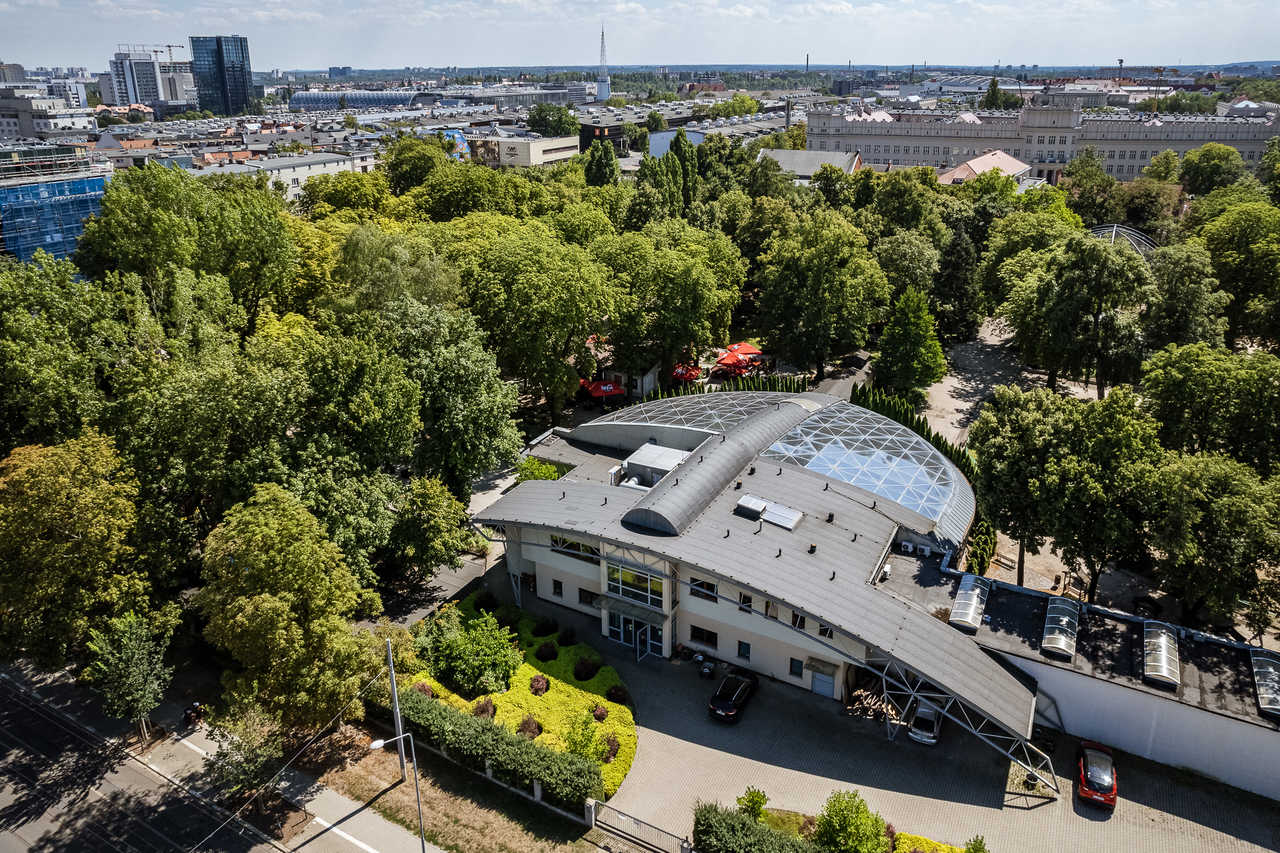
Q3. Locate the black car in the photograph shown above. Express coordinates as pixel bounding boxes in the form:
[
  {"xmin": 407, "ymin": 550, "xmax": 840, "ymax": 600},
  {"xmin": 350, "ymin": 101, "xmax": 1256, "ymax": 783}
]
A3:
[{"xmin": 708, "ymin": 669, "xmax": 759, "ymax": 722}]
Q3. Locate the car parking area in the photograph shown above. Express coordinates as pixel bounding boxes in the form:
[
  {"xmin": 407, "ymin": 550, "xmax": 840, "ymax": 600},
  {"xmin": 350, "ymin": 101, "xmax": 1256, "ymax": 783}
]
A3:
[{"xmin": 604, "ymin": 650, "xmax": 1280, "ymax": 853}]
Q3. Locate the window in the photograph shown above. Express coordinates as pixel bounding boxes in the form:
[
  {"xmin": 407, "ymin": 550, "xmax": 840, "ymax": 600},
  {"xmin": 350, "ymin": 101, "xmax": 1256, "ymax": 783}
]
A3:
[
  {"xmin": 791, "ymin": 611, "xmax": 806, "ymax": 631},
  {"xmin": 552, "ymin": 579, "xmax": 563, "ymax": 598},
  {"xmin": 1036, "ymin": 136, "xmax": 1044, "ymax": 145},
  {"xmin": 1048, "ymin": 135, "xmax": 1056, "ymax": 145},
  {"xmin": 764, "ymin": 600, "xmax": 779, "ymax": 620},
  {"xmin": 690, "ymin": 577, "xmax": 717, "ymax": 602},
  {"xmin": 738, "ymin": 592, "xmax": 752, "ymax": 613},
  {"xmin": 737, "ymin": 641, "xmax": 751, "ymax": 660},
  {"xmin": 551, "ymin": 535, "xmax": 601, "ymax": 564},
  {"xmin": 690, "ymin": 625, "xmax": 718, "ymax": 649},
  {"xmin": 818, "ymin": 622, "xmax": 834, "ymax": 639},
  {"xmin": 578, "ymin": 588, "xmax": 598, "ymax": 607},
  {"xmin": 789, "ymin": 658, "xmax": 804, "ymax": 678},
  {"xmin": 608, "ymin": 563, "xmax": 664, "ymax": 609}
]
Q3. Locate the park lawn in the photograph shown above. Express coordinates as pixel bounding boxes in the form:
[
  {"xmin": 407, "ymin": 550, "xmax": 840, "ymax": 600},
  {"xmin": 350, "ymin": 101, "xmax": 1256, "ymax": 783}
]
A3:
[{"xmin": 408, "ymin": 591, "xmax": 638, "ymax": 797}]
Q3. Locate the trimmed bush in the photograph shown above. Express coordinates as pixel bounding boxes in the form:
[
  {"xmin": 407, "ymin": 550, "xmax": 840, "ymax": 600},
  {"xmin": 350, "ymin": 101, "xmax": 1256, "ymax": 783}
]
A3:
[
  {"xmin": 392, "ymin": 688, "xmax": 604, "ymax": 810},
  {"xmin": 535, "ymin": 640, "xmax": 558, "ymax": 662},
  {"xmin": 530, "ymin": 674, "xmax": 549, "ymax": 696},
  {"xmin": 411, "ymin": 681, "xmax": 434, "ymax": 698},
  {"xmin": 472, "ymin": 696, "xmax": 495, "ymax": 719},
  {"xmin": 592, "ymin": 704, "xmax": 608, "ymax": 722},
  {"xmin": 573, "ymin": 655, "xmax": 603, "ymax": 682},
  {"xmin": 693, "ymin": 802, "xmax": 821, "ymax": 853},
  {"xmin": 602, "ymin": 732, "xmax": 620, "ymax": 763},
  {"xmin": 606, "ymin": 684, "xmax": 630, "ymax": 705},
  {"xmin": 557, "ymin": 626, "xmax": 577, "ymax": 647},
  {"xmin": 493, "ymin": 604, "xmax": 521, "ymax": 629},
  {"xmin": 532, "ymin": 617, "xmax": 559, "ymax": 637},
  {"xmin": 517, "ymin": 713, "xmax": 542, "ymax": 739},
  {"xmin": 894, "ymin": 834, "xmax": 961, "ymax": 853}
]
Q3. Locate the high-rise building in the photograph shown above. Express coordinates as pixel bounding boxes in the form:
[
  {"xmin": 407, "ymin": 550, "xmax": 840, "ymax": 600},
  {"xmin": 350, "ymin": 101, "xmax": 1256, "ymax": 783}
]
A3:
[
  {"xmin": 108, "ymin": 51, "xmax": 162, "ymax": 104},
  {"xmin": 0, "ymin": 62, "xmax": 25, "ymax": 83},
  {"xmin": 596, "ymin": 28, "xmax": 611, "ymax": 103},
  {"xmin": 0, "ymin": 142, "xmax": 111, "ymax": 260},
  {"xmin": 189, "ymin": 35, "xmax": 253, "ymax": 115}
]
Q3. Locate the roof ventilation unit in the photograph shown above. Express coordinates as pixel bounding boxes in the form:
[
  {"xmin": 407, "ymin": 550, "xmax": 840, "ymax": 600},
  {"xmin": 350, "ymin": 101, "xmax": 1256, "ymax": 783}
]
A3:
[
  {"xmin": 948, "ymin": 574, "xmax": 991, "ymax": 631},
  {"xmin": 734, "ymin": 494, "xmax": 768, "ymax": 520},
  {"xmin": 1142, "ymin": 621, "xmax": 1181, "ymax": 688},
  {"xmin": 1250, "ymin": 649, "xmax": 1280, "ymax": 716},
  {"xmin": 761, "ymin": 502, "xmax": 803, "ymax": 531},
  {"xmin": 1040, "ymin": 597, "xmax": 1080, "ymax": 660}
]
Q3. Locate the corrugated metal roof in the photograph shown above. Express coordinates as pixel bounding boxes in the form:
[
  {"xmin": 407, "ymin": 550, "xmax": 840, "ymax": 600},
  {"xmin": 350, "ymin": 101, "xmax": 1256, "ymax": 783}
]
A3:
[{"xmin": 475, "ymin": 474, "xmax": 1036, "ymax": 736}]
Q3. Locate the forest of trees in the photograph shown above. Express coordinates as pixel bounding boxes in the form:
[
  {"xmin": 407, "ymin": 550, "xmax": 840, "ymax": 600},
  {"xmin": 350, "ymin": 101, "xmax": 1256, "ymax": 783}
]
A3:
[{"xmin": 1, "ymin": 126, "xmax": 1279, "ymax": 744}]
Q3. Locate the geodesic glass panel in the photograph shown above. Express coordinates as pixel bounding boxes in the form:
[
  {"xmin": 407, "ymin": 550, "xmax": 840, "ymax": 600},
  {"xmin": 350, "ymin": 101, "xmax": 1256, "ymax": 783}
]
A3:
[
  {"xmin": 589, "ymin": 391, "xmax": 796, "ymax": 434},
  {"xmin": 761, "ymin": 401, "xmax": 974, "ymax": 543}
]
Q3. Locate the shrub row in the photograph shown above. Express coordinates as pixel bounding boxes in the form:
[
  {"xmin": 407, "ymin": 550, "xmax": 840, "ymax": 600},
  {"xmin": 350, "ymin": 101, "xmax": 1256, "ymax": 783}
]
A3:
[
  {"xmin": 692, "ymin": 803, "xmax": 821, "ymax": 853},
  {"xmin": 894, "ymin": 833, "xmax": 961, "ymax": 853},
  {"xmin": 643, "ymin": 374, "xmax": 810, "ymax": 402},
  {"xmin": 382, "ymin": 687, "xmax": 605, "ymax": 811}
]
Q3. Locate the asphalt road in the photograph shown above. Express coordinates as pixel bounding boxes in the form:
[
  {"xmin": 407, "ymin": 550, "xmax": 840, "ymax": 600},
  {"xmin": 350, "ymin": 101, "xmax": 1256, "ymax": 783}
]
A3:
[{"xmin": 0, "ymin": 677, "xmax": 274, "ymax": 853}]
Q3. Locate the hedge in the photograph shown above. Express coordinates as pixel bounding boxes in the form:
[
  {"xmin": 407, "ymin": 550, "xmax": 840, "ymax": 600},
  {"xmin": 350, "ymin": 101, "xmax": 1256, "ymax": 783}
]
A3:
[
  {"xmin": 388, "ymin": 686, "xmax": 605, "ymax": 811},
  {"xmin": 693, "ymin": 803, "xmax": 821, "ymax": 853},
  {"xmin": 643, "ymin": 373, "xmax": 811, "ymax": 402},
  {"xmin": 894, "ymin": 833, "xmax": 961, "ymax": 853}
]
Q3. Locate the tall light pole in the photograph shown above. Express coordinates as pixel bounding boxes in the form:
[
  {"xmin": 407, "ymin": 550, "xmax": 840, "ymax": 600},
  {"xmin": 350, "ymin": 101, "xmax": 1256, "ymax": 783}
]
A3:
[
  {"xmin": 386, "ymin": 639, "xmax": 407, "ymax": 782},
  {"xmin": 369, "ymin": 733, "xmax": 427, "ymax": 853}
]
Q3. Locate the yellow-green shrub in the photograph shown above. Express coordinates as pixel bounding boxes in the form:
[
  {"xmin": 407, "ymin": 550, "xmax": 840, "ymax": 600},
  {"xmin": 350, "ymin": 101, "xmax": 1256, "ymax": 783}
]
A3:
[{"xmin": 895, "ymin": 833, "xmax": 961, "ymax": 853}]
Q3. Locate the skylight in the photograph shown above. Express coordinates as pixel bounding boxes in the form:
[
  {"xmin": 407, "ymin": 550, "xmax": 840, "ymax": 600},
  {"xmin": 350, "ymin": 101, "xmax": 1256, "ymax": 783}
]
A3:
[
  {"xmin": 949, "ymin": 574, "xmax": 990, "ymax": 631},
  {"xmin": 1250, "ymin": 649, "xmax": 1280, "ymax": 716},
  {"xmin": 1041, "ymin": 597, "xmax": 1080, "ymax": 660},
  {"xmin": 1143, "ymin": 622, "xmax": 1181, "ymax": 688}
]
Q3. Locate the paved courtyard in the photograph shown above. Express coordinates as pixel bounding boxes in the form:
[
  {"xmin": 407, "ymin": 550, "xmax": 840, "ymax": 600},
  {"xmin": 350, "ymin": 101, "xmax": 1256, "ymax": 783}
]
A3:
[{"xmin": 601, "ymin": 649, "xmax": 1280, "ymax": 853}]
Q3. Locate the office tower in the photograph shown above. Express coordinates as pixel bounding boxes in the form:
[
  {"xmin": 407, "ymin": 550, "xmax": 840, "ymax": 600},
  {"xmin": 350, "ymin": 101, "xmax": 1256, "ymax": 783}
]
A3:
[{"xmin": 189, "ymin": 35, "xmax": 253, "ymax": 115}]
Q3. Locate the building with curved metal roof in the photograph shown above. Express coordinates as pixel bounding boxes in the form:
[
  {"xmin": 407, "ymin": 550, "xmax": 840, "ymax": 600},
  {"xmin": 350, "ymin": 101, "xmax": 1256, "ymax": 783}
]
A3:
[{"xmin": 475, "ymin": 391, "xmax": 1058, "ymax": 789}]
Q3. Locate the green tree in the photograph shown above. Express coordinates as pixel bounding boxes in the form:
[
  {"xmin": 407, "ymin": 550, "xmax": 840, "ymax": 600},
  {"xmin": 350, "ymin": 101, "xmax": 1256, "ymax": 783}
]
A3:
[
  {"xmin": 963, "ymin": 838, "xmax": 990, "ymax": 853},
  {"xmin": 375, "ymin": 298, "xmax": 521, "ymax": 497},
  {"xmin": 515, "ymin": 456, "xmax": 561, "ymax": 482},
  {"xmin": 1200, "ymin": 201, "xmax": 1280, "ymax": 345},
  {"xmin": 969, "ymin": 387, "xmax": 1067, "ymax": 587},
  {"xmin": 1259, "ymin": 136, "xmax": 1280, "ymax": 204},
  {"xmin": 526, "ymin": 103, "xmax": 579, "ymax": 137},
  {"xmin": 343, "ymin": 113, "xmax": 357, "ymax": 130},
  {"xmin": 296, "ymin": 170, "xmax": 390, "ymax": 217},
  {"xmin": 736, "ymin": 786, "xmax": 768, "ymax": 821},
  {"xmin": 584, "ymin": 139, "xmax": 621, "ymax": 187},
  {"xmin": 386, "ymin": 476, "xmax": 468, "ymax": 583},
  {"xmin": 873, "ymin": 230, "xmax": 941, "ymax": 297},
  {"xmin": 382, "ymin": 134, "xmax": 451, "ymax": 195},
  {"xmin": 430, "ymin": 610, "xmax": 522, "ymax": 697},
  {"xmin": 621, "ymin": 123, "xmax": 649, "ymax": 155},
  {"xmin": 874, "ymin": 288, "xmax": 946, "ymax": 405},
  {"xmin": 197, "ymin": 483, "xmax": 375, "ymax": 729},
  {"xmin": 812, "ymin": 790, "xmax": 889, "ymax": 853},
  {"xmin": 1142, "ymin": 242, "xmax": 1230, "ymax": 348},
  {"xmin": 978, "ymin": 77, "xmax": 1022, "ymax": 109},
  {"xmin": 548, "ymin": 201, "xmax": 616, "ymax": 246},
  {"xmin": 205, "ymin": 700, "xmax": 284, "ymax": 802},
  {"xmin": 1148, "ymin": 452, "xmax": 1280, "ymax": 622},
  {"xmin": 1183, "ymin": 176, "xmax": 1273, "ymax": 231},
  {"xmin": 757, "ymin": 210, "xmax": 889, "ymax": 379},
  {"xmin": 0, "ymin": 430, "xmax": 147, "ymax": 664},
  {"xmin": 85, "ymin": 608, "xmax": 179, "ymax": 739},
  {"xmin": 1179, "ymin": 142, "xmax": 1247, "ymax": 196},
  {"xmin": 1144, "ymin": 149, "xmax": 1180, "ymax": 182},
  {"xmin": 1059, "ymin": 147, "xmax": 1117, "ymax": 227},
  {"xmin": 330, "ymin": 224, "xmax": 460, "ymax": 313},
  {"xmin": 1047, "ymin": 388, "xmax": 1162, "ymax": 602},
  {"xmin": 645, "ymin": 110, "xmax": 668, "ymax": 132}
]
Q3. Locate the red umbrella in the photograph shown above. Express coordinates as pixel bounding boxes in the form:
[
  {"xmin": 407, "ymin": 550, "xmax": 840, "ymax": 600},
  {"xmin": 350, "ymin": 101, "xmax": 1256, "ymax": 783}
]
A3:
[
  {"xmin": 672, "ymin": 363, "xmax": 702, "ymax": 382},
  {"xmin": 715, "ymin": 351, "xmax": 748, "ymax": 367},
  {"xmin": 724, "ymin": 342, "xmax": 762, "ymax": 356},
  {"xmin": 586, "ymin": 380, "xmax": 625, "ymax": 398}
]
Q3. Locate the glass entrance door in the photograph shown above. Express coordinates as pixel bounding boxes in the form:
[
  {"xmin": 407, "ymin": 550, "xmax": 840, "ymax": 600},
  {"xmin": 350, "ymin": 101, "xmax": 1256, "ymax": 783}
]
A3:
[{"xmin": 608, "ymin": 612, "xmax": 662, "ymax": 657}]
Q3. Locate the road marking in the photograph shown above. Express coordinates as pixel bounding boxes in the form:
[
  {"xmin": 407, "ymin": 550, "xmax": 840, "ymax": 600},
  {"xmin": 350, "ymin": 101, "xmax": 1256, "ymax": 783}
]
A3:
[
  {"xmin": 307, "ymin": 816, "xmax": 382, "ymax": 853},
  {"xmin": 177, "ymin": 736, "xmax": 210, "ymax": 756}
]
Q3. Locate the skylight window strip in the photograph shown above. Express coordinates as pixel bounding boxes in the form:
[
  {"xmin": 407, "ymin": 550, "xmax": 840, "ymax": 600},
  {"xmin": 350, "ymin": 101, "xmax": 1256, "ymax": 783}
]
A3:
[
  {"xmin": 1041, "ymin": 597, "xmax": 1080, "ymax": 660},
  {"xmin": 949, "ymin": 573, "xmax": 990, "ymax": 630},
  {"xmin": 1142, "ymin": 621, "xmax": 1181, "ymax": 687}
]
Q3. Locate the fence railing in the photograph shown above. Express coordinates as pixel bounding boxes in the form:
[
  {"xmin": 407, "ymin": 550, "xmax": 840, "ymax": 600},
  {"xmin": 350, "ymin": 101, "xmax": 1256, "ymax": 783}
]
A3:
[{"xmin": 589, "ymin": 801, "xmax": 693, "ymax": 853}]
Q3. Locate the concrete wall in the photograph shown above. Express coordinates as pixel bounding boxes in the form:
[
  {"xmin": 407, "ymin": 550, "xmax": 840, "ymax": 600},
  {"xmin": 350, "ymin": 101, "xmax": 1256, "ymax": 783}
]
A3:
[{"xmin": 1005, "ymin": 654, "xmax": 1280, "ymax": 801}]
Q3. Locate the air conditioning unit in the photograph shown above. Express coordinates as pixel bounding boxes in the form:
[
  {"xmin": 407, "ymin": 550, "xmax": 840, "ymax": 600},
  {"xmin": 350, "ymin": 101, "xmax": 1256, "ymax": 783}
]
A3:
[{"xmin": 900, "ymin": 541, "xmax": 915, "ymax": 555}]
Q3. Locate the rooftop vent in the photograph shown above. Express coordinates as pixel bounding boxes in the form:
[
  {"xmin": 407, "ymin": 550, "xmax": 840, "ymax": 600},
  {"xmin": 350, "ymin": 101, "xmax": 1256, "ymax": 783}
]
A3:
[
  {"xmin": 734, "ymin": 493, "xmax": 804, "ymax": 531},
  {"xmin": 1040, "ymin": 597, "xmax": 1080, "ymax": 660},
  {"xmin": 949, "ymin": 574, "xmax": 991, "ymax": 631},
  {"xmin": 1142, "ymin": 621, "xmax": 1181, "ymax": 688},
  {"xmin": 734, "ymin": 494, "xmax": 767, "ymax": 520}
]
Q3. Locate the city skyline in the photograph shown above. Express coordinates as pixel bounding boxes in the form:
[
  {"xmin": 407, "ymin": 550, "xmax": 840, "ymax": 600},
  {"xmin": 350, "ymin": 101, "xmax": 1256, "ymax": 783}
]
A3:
[{"xmin": 2, "ymin": 0, "xmax": 1279, "ymax": 72}]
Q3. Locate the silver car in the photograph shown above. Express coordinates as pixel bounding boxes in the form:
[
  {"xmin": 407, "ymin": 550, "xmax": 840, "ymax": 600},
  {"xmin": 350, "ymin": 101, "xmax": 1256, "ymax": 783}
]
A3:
[{"xmin": 907, "ymin": 701, "xmax": 943, "ymax": 745}]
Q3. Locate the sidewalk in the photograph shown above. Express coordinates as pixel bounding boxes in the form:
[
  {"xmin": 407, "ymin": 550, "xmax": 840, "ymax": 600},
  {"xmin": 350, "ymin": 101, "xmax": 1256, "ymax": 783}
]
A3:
[{"xmin": 2, "ymin": 663, "xmax": 443, "ymax": 853}]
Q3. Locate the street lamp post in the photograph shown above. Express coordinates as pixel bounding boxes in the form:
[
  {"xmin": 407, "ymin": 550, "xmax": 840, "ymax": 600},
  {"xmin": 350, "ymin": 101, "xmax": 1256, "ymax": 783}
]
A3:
[{"xmin": 369, "ymin": 732, "xmax": 427, "ymax": 853}]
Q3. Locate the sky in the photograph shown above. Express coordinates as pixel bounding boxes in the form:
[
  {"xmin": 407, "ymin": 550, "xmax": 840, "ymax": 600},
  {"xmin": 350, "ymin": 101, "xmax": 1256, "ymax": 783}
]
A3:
[{"xmin": 2, "ymin": 0, "xmax": 1278, "ymax": 71}]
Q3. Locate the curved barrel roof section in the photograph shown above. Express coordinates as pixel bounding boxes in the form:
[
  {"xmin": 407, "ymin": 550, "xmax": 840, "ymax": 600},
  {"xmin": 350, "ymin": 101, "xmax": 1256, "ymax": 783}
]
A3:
[
  {"xmin": 622, "ymin": 398, "xmax": 820, "ymax": 535},
  {"xmin": 579, "ymin": 392, "xmax": 975, "ymax": 544}
]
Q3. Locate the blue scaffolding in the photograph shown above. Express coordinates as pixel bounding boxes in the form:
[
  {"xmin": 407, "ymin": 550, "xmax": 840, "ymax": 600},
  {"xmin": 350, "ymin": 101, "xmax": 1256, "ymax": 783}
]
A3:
[{"xmin": 0, "ymin": 175, "xmax": 106, "ymax": 261}]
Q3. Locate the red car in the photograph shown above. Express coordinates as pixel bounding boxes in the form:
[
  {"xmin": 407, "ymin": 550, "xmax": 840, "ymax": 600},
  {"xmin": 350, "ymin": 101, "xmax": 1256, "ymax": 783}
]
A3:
[{"xmin": 1076, "ymin": 741, "xmax": 1117, "ymax": 809}]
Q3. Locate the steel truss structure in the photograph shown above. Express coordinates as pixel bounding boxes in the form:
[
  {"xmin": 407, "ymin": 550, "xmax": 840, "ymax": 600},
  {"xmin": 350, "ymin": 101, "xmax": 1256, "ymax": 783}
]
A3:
[{"xmin": 865, "ymin": 653, "xmax": 1059, "ymax": 793}]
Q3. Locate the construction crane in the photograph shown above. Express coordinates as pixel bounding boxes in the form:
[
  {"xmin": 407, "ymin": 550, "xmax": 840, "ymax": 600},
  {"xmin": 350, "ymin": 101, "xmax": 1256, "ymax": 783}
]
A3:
[{"xmin": 162, "ymin": 44, "xmax": 184, "ymax": 62}]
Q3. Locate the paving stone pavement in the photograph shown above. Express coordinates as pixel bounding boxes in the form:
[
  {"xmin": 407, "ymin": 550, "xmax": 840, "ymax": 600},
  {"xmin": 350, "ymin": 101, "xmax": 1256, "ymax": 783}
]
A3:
[{"xmin": 602, "ymin": 651, "xmax": 1280, "ymax": 853}]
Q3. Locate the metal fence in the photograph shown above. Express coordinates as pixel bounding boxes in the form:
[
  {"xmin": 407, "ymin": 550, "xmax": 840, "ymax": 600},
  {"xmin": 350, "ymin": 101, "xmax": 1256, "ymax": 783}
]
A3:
[{"xmin": 591, "ymin": 801, "xmax": 693, "ymax": 853}]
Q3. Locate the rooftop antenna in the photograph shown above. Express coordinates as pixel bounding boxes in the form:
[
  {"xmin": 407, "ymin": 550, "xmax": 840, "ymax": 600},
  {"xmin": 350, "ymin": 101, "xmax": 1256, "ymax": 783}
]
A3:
[{"xmin": 805, "ymin": 53, "xmax": 810, "ymax": 74}]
